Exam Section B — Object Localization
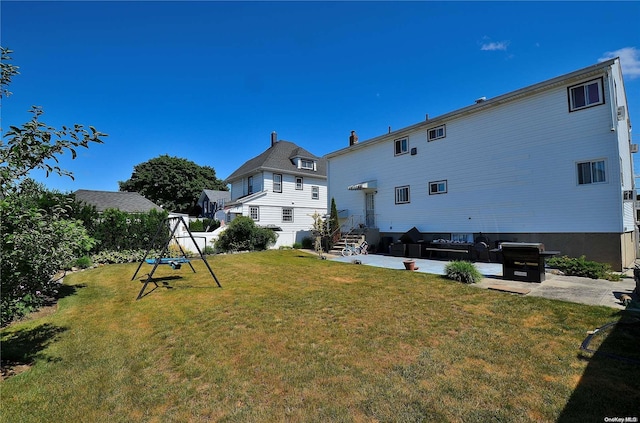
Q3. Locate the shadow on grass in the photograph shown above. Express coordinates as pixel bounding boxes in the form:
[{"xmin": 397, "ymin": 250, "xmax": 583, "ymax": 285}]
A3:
[
  {"xmin": 1, "ymin": 323, "xmax": 66, "ymax": 364},
  {"xmin": 557, "ymin": 310, "xmax": 640, "ymax": 421}
]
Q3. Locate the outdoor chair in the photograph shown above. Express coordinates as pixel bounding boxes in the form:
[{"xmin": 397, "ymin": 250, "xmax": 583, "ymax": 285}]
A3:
[{"xmin": 473, "ymin": 242, "xmax": 491, "ymax": 262}]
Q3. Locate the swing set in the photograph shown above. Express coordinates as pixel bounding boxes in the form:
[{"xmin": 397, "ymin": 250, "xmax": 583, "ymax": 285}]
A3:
[{"xmin": 131, "ymin": 215, "xmax": 222, "ymax": 300}]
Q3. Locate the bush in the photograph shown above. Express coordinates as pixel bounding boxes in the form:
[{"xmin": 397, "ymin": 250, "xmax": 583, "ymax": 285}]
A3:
[
  {"xmin": 444, "ymin": 261, "xmax": 483, "ymax": 284},
  {"xmin": 74, "ymin": 256, "xmax": 93, "ymax": 269},
  {"xmin": 1, "ymin": 181, "xmax": 96, "ymax": 325},
  {"xmin": 90, "ymin": 208, "xmax": 168, "ymax": 253},
  {"xmin": 301, "ymin": 237, "xmax": 314, "ymax": 249},
  {"xmin": 91, "ymin": 249, "xmax": 161, "ymax": 264},
  {"xmin": 189, "ymin": 219, "xmax": 204, "ymax": 232},
  {"xmin": 216, "ymin": 216, "xmax": 277, "ymax": 252},
  {"xmin": 546, "ymin": 255, "xmax": 619, "ymax": 280}
]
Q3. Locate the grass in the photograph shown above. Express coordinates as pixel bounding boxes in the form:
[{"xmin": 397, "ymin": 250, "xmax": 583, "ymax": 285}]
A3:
[{"xmin": 1, "ymin": 249, "xmax": 639, "ymax": 422}]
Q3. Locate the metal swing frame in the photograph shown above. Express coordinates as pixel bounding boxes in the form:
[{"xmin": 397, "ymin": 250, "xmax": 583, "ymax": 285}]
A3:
[{"xmin": 131, "ymin": 215, "xmax": 222, "ymax": 300}]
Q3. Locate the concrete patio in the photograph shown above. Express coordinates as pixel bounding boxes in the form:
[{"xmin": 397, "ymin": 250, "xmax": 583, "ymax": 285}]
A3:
[{"xmin": 323, "ymin": 252, "xmax": 638, "ymax": 310}]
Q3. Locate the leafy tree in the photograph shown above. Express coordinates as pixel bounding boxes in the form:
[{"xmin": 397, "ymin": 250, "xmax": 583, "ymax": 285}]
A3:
[
  {"xmin": 216, "ymin": 216, "xmax": 277, "ymax": 252},
  {"xmin": 119, "ymin": 155, "xmax": 226, "ymax": 214},
  {"xmin": 1, "ymin": 180, "xmax": 96, "ymax": 325},
  {"xmin": 0, "ymin": 47, "xmax": 106, "ymax": 325},
  {"xmin": 329, "ymin": 197, "xmax": 340, "ymax": 247}
]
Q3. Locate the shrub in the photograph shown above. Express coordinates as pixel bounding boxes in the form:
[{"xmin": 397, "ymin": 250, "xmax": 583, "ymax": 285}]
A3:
[
  {"xmin": 216, "ymin": 216, "xmax": 277, "ymax": 252},
  {"xmin": 293, "ymin": 242, "xmax": 303, "ymax": 249},
  {"xmin": 74, "ymin": 256, "xmax": 93, "ymax": 269},
  {"xmin": 1, "ymin": 182, "xmax": 96, "ymax": 325},
  {"xmin": 91, "ymin": 249, "xmax": 161, "ymax": 264},
  {"xmin": 89, "ymin": 208, "xmax": 168, "ymax": 253},
  {"xmin": 189, "ymin": 219, "xmax": 204, "ymax": 232},
  {"xmin": 301, "ymin": 237, "xmax": 314, "ymax": 249},
  {"xmin": 546, "ymin": 255, "xmax": 619, "ymax": 280},
  {"xmin": 444, "ymin": 261, "xmax": 483, "ymax": 284}
]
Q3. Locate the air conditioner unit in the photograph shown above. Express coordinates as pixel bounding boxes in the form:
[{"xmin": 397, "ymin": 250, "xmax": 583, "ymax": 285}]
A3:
[
  {"xmin": 631, "ymin": 144, "xmax": 638, "ymax": 153},
  {"xmin": 618, "ymin": 106, "xmax": 626, "ymax": 121}
]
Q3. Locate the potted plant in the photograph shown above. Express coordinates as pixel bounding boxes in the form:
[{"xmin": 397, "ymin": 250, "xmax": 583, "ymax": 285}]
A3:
[{"xmin": 403, "ymin": 259, "xmax": 417, "ymax": 271}]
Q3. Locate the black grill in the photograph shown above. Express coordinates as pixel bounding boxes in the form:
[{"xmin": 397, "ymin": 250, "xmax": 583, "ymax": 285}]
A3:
[{"xmin": 500, "ymin": 242, "xmax": 547, "ymax": 283}]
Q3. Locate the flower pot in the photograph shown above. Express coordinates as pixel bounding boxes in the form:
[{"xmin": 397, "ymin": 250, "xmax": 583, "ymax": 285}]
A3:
[{"xmin": 403, "ymin": 260, "xmax": 416, "ymax": 271}]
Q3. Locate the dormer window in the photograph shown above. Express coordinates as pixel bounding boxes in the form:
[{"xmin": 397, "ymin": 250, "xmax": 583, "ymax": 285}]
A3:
[{"xmin": 301, "ymin": 159, "xmax": 315, "ymax": 170}]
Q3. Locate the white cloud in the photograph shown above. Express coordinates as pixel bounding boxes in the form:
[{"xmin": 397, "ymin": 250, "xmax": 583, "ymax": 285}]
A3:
[
  {"xmin": 480, "ymin": 41, "xmax": 509, "ymax": 51},
  {"xmin": 599, "ymin": 47, "xmax": 640, "ymax": 79}
]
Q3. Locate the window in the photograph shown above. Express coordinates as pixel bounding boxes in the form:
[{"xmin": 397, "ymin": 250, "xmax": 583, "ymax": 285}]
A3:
[
  {"xmin": 395, "ymin": 186, "xmax": 410, "ymax": 204},
  {"xmin": 296, "ymin": 177, "xmax": 303, "ymax": 190},
  {"xmin": 311, "ymin": 186, "xmax": 319, "ymax": 200},
  {"xmin": 394, "ymin": 137, "xmax": 409, "ymax": 156},
  {"xmin": 282, "ymin": 207, "xmax": 293, "ymax": 222},
  {"xmin": 569, "ymin": 78, "xmax": 604, "ymax": 111},
  {"xmin": 429, "ymin": 180, "xmax": 448, "ymax": 194},
  {"xmin": 249, "ymin": 206, "xmax": 259, "ymax": 221},
  {"xmin": 273, "ymin": 173, "xmax": 282, "ymax": 192},
  {"xmin": 247, "ymin": 176, "xmax": 253, "ymax": 194},
  {"xmin": 301, "ymin": 159, "xmax": 315, "ymax": 170},
  {"xmin": 577, "ymin": 160, "xmax": 606, "ymax": 185},
  {"xmin": 428, "ymin": 125, "xmax": 446, "ymax": 141}
]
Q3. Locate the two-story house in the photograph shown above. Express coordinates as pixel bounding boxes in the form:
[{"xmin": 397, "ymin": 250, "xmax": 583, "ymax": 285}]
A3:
[
  {"xmin": 325, "ymin": 58, "xmax": 635, "ymax": 271},
  {"xmin": 224, "ymin": 133, "xmax": 328, "ymax": 248}
]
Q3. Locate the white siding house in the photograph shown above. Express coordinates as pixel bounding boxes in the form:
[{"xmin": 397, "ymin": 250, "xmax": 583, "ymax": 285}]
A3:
[
  {"xmin": 224, "ymin": 134, "xmax": 328, "ymax": 248},
  {"xmin": 326, "ymin": 58, "xmax": 635, "ymax": 270}
]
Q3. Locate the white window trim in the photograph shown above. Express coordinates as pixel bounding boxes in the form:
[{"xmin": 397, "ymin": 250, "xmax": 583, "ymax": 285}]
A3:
[
  {"xmin": 568, "ymin": 78, "xmax": 604, "ymax": 112},
  {"xmin": 282, "ymin": 207, "xmax": 293, "ymax": 222},
  {"xmin": 247, "ymin": 176, "xmax": 253, "ymax": 194},
  {"xmin": 311, "ymin": 186, "xmax": 319, "ymax": 200},
  {"xmin": 300, "ymin": 159, "xmax": 315, "ymax": 170},
  {"xmin": 273, "ymin": 173, "xmax": 282, "ymax": 193},
  {"xmin": 249, "ymin": 206, "xmax": 260, "ymax": 221},
  {"xmin": 395, "ymin": 185, "xmax": 410, "ymax": 204},
  {"xmin": 296, "ymin": 177, "xmax": 303, "ymax": 190},
  {"xmin": 577, "ymin": 159, "xmax": 607, "ymax": 185},
  {"xmin": 429, "ymin": 180, "xmax": 448, "ymax": 195},
  {"xmin": 394, "ymin": 137, "xmax": 409, "ymax": 156},
  {"xmin": 428, "ymin": 124, "xmax": 446, "ymax": 141}
]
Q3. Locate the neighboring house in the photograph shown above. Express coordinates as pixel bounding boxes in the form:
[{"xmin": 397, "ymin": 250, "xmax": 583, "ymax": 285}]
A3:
[
  {"xmin": 197, "ymin": 189, "xmax": 231, "ymax": 222},
  {"xmin": 325, "ymin": 58, "xmax": 635, "ymax": 270},
  {"xmin": 224, "ymin": 133, "xmax": 328, "ymax": 248},
  {"xmin": 74, "ymin": 190, "xmax": 163, "ymax": 213}
]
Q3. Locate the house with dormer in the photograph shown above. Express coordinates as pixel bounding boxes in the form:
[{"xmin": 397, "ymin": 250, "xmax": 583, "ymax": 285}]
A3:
[
  {"xmin": 224, "ymin": 133, "xmax": 328, "ymax": 248},
  {"xmin": 325, "ymin": 58, "xmax": 635, "ymax": 270}
]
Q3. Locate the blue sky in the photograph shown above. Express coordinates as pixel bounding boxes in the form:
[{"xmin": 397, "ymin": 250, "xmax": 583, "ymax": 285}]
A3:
[{"xmin": 2, "ymin": 1, "xmax": 640, "ymax": 193}]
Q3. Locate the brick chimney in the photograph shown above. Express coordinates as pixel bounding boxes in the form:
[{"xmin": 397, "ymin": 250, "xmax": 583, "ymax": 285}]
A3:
[
  {"xmin": 349, "ymin": 130, "xmax": 358, "ymax": 146},
  {"xmin": 271, "ymin": 131, "xmax": 277, "ymax": 147}
]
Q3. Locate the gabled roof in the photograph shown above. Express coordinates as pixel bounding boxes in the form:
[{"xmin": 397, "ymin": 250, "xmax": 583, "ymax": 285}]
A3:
[
  {"xmin": 224, "ymin": 140, "xmax": 327, "ymax": 183},
  {"xmin": 199, "ymin": 189, "xmax": 230, "ymax": 204},
  {"xmin": 74, "ymin": 190, "xmax": 163, "ymax": 213}
]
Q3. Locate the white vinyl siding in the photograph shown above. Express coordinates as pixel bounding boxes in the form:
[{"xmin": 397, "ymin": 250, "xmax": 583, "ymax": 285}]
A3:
[{"xmin": 327, "ymin": 70, "xmax": 622, "ymax": 233}]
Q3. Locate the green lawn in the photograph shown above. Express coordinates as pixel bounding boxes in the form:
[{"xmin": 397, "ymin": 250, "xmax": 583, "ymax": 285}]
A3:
[{"xmin": 2, "ymin": 249, "xmax": 638, "ymax": 422}]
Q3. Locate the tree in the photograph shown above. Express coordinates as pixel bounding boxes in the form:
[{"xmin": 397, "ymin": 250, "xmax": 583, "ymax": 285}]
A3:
[
  {"xmin": 119, "ymin": 155, "xmax": 226, "ymax": 214},
  {"xmin": 0, "ymin": 47, "xmax": 106, "ymax": 325}
]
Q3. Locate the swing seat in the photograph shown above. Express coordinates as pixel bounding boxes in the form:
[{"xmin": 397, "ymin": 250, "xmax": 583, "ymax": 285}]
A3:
[{"xmin": 145, "ymin": 257, "xmax": 190, "ymax": 266}]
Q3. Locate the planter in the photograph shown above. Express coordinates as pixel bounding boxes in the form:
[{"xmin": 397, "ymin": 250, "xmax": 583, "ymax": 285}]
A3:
[{"xmin": 403, "ymin": 260, "xmax": 417, "ymax": 271}]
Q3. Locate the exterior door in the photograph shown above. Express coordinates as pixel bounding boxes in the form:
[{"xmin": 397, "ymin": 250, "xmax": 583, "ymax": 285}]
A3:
[{"xmin": 365, "ymin": 192, "xmax": 375, "ymax": 228}]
